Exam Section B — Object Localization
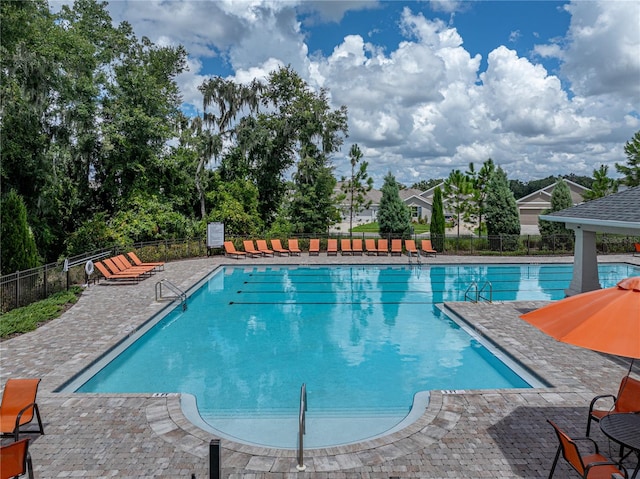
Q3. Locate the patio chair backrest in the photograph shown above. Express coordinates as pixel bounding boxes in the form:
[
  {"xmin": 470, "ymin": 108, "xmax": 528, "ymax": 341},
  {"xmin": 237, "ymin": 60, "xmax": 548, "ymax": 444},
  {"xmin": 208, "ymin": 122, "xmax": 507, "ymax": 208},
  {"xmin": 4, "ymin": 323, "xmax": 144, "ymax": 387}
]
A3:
[{"xmin": 616, "ymin": 376, "xmax": 640, "ymax": 412}]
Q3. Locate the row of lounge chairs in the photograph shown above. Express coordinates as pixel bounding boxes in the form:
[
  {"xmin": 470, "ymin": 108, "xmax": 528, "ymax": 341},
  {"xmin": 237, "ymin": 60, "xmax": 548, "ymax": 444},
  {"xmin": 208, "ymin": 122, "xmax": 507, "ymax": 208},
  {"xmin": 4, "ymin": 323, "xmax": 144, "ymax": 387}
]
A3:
[
  {"xmin": 93, "ymin": 252, "xmax": 165, "ymax": 282},
  {"xmin": 224, "ymin": 239, "xmax": 437, "ymax": 258}
]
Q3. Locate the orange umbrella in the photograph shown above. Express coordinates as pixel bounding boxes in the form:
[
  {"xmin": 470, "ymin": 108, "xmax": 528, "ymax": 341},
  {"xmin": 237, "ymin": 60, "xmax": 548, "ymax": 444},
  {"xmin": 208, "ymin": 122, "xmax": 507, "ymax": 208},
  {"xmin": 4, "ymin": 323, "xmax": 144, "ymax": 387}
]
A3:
[{"xmin": 520, "ymin": 276, "xmax": 640, "ymax": 360}]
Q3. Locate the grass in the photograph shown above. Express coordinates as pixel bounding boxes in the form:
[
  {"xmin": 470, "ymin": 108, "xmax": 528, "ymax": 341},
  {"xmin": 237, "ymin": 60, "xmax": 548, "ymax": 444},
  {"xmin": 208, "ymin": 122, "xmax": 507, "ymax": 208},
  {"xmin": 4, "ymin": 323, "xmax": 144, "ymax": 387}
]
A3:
[
  {"xmin": 350, "ymin": 222, "xmax": 431, "ymax": 234},
  {"xmin": 0, "ymin": 286, "xmax": 83, "ymax": 339}
]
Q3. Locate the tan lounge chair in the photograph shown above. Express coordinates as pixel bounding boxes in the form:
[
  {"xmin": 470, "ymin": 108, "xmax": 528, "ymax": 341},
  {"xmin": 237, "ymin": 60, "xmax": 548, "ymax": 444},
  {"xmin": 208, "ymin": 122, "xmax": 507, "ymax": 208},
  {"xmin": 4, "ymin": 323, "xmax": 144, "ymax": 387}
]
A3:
[
  {"xmin": 270, "ymin": 239, "xmax": 290, "ymax": 256},
  {"xmin": 352, "ymin": 239, "xmax": 363, "ymax": 255},
  {"xmin": 391, "ymin": 239, "xmax": 402, "ymax": 256},
  {"xmin": 421, "ymin": 239, "xmax": 437, "ymax": 256},
  {"xmin": 327, "ymin": 239, "xmax": 338, "ymax": 256},
  {"xmin": 127, "ymin": 251, "xmax": 164, "ymax": 271},
  {"xmin": 309, "ymin": 239, "xmax": 320, "ymax": 256},
  {"xmin": 377, "ymin": 239, "xmax": 389, "ymax": 256},
  {"xmin": 243, "ymin": 240, "xmax": 263, "ymax": 258},
  {"xmin": 256, "ymin": 240, "xmax": 275, "ymax": 257},
  {"xmin": 287, "ymin": 239, "xmax": 301, "ymax": 256},
  {"xmin": 340, "ymin": 239, "xmax": 352, "ymax": 255},
  {"xmin": 223, "ymin": 241, "xmax": 246, "ymax": 259},
  {"xmin": 0, "ymin": 378, "xmax": 44, "ymax": 442}
]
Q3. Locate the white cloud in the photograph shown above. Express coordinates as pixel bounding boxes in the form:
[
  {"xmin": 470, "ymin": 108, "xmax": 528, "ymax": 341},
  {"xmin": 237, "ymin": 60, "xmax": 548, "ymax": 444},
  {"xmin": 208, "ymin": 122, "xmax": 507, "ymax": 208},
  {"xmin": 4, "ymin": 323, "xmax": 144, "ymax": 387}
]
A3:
[{"xmin": 75, "ymin": 0, "xmax": 639, "ymax": 186}]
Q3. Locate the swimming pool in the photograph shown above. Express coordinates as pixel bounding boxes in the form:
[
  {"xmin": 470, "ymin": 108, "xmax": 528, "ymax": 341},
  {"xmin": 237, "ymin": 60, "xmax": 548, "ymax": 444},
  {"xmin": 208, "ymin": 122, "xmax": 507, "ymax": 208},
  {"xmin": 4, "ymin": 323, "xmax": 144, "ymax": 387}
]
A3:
[{"xmin": 68, "ymin": 263, "xmax": 639, "ymax": 448}]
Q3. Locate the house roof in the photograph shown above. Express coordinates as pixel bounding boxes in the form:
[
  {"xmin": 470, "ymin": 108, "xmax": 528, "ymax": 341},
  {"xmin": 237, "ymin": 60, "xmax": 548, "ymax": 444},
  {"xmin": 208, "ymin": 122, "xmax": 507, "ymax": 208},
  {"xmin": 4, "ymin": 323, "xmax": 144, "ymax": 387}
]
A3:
[
  {"xmin": 540, "ymin": 186, "xmax": 640, "ymax": 234},
  {"xmin": 516, "ymin": 179, "xmax": 590, "ymax": 204}
]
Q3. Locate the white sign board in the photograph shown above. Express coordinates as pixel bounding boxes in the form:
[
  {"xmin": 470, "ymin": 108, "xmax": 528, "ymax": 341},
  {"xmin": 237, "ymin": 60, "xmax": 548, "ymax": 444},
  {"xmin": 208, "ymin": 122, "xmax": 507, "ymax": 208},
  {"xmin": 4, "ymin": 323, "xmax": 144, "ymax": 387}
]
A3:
[{"xmin": 207, "ymin": 222, "xmax": 224, "ymax": 248}]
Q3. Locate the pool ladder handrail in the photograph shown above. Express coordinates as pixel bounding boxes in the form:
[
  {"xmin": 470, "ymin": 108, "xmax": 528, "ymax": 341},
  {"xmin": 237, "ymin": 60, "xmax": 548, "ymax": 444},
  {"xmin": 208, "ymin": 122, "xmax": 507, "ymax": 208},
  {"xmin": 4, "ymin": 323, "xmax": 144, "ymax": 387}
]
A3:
[
  {"xmin": 408, "ymin": 249, "xmax": 421, "ymax": 265},
  {"xmin": 464, "ymin": 281, "xmax": 493, "ymax": 303},
  {"xmin": 155, "ymin": 279, "xmax": 187, "ymax": 310},
  {"xmin": 297, "ymin": 383, "xmax": 307, "ymax": 471}
]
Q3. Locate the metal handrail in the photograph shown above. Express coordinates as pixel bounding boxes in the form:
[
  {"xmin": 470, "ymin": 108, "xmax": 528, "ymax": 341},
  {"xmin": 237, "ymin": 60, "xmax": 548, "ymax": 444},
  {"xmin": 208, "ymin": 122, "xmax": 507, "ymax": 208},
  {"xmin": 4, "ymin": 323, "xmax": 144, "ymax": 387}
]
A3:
[
  {"xmin": 478, "ymin": 281, "xmax": 493, "ymax": 303},
  {"xmin": 297, "ymin": 383, "xmax": 307, "ymax": 471},
  {"xmin": 464, "ymin": 282, "xmax": 478, "ymax": 302},
  {"xmin": 155, "ymin": 279, "xmax": 187, "ymax": 310},
  {"xmin": 408, "ymin": 249, "xmax": 421, "ymax": 265}
]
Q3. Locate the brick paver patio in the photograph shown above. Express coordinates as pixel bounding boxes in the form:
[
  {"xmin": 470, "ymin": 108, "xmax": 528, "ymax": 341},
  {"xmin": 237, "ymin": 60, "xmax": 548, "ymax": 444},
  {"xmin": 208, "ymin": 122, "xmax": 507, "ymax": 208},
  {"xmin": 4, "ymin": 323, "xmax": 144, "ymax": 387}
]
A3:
[{"xmin": 1, "ymin": 253, "xmax": 639, "ymax": 478}]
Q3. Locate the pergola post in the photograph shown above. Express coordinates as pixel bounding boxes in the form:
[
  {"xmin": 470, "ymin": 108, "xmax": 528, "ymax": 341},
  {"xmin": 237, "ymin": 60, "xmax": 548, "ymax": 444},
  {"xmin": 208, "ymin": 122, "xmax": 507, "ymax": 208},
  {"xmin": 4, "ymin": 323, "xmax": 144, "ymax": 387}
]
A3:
[{"xmin": 566, "ymin": 227, "xmax": 601, "ymax": 297}]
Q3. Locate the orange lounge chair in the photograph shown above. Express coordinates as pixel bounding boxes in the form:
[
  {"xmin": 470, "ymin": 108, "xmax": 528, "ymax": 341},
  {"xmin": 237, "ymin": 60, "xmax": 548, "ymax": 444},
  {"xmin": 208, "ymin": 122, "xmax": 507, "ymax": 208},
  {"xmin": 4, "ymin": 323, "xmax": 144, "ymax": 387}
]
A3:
[
  {"xmin": 127, "ymin": 251, "xmax": 164, "ymax": 271},
  {"xmin": 547, "ymin": 420, "xmax": 627, "ymax": 479},
  {"xmin": 256, "ymin": 240, "xmax": 275, "ymax": 257},
  {"xmin": 270, "ymin": 239, "xmax": 290, "ymax": 256},
  {"xmin": 243, "ymin": 240, "xmax": 263, "ymax": 258},
  {"xmin": 340, "ymin": 239, "xmax": 352, "ymax": 255},
  {"xmin": 352, "ymin": 239, "xmax": 363, "ymax": 255},
  {"xmin": 635, "ymin": 243, "xmax": 640, "ymax": 256},
  {"xmin": 421, "ymin": 239, "xmax": 437, "ymax": 256},
  {"xmin": 223, "ymin": 241, "xmax": 246, "ymax": 259},
  {"xmin": 586, "ymin": 375, "xmax": 640, "ymax": 436},
  {"xmin": 106, "ymin": 257, "xmax": 153, "ymax": 278},
  {"xmin": 405, "ymin": 240, "xmax": 419, "ymax": 256},
  {"xmin": 95, "ymin": 261, "xmax": 143, "ymax": 282},
  {"xmin": 391, "ymin": 239, "xmax": 402, "ymax": 256},
  {"xmin": 308, "ymin": 239, "xmax": 320, "ymax": 256},
  {"xmin": 365, "ymin": 239, "xmax": 378, "ymax": 256},
  {"xmin": 0, "ymin": 379, "xmax": 44, "ymax": 442},
  {"xmin": 114, "ymin": 254, "xmax": 156, "ymax": 275},
  {"xmin": 287, "ymin": 239, "xmax": 301, "ymax": 256},
  {"xmin": 377, "ymin": 239, "xmax": 389, "ymax": 256},
  {"xmin": 0, "ymin": 438, "xmax": 34, "ymax": 479},
  {"xmin": 327, "ymin": 239, "xmax": 338, "ymax": 256}
]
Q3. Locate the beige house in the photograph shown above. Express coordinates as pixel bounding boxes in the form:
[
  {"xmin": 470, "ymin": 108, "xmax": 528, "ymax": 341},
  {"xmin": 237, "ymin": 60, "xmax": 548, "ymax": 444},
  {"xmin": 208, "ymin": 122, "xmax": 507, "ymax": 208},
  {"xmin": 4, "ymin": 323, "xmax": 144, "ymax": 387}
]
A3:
[{"xmin": 516, "ymin": 180, "xmax": 591, "ymax": 234}]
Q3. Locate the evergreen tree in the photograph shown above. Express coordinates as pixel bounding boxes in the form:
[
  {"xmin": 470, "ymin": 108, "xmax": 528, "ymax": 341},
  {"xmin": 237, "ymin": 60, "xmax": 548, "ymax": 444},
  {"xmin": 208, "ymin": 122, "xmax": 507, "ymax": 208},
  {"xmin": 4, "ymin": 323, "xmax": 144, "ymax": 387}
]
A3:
[
  {"xmin": 443, "ymin": 169, "xmax": 473, "ymax": 238},
  {"xmin": 582, "ymin": 164, "xmax": 618, "ymax": 201},
  {"xmin": 615, "ymin": 130, "xmax": 640, "ymax": 187},
  {"xmin": 1, "ymin": 191, "xmax": 40, "ymax": 274},
  {"xmin": 378, "ymin": 172, "xmax": 412, "ymax": 239},
  {"xmin": 485, "ymin": 168, "xmax": 520, "ymax": 251},
  {"xmin": 429, "ymin": 186, "xmax": 445, "ymax": 252},
  {"xmin": 539, "ymin": 178, "xmax": 574, "ymax": 249},
  {"xmin": 340, "ymin": 144, "xmax": 373, "ymax": 235}
]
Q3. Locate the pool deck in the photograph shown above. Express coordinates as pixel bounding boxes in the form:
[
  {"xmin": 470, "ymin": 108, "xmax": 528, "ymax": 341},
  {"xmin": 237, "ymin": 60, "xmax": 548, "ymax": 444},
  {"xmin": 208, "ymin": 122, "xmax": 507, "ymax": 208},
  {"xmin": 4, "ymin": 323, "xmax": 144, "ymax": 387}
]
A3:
[{"xmin": 1, "ymin": 253, "xmax": 639, "ymax": 478}]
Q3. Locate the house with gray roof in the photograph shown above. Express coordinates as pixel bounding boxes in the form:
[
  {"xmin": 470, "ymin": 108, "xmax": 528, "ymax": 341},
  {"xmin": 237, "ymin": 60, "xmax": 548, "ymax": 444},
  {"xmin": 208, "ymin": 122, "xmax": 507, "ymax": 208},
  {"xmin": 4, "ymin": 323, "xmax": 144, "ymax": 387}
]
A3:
[{"xmin": 540, "ymin": 186, "xmax": 640, "ymax": 295}]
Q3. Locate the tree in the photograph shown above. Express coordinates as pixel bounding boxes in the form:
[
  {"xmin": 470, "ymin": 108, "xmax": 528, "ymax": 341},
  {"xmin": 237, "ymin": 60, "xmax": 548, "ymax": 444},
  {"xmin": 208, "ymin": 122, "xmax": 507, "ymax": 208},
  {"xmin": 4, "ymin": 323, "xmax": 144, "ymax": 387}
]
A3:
[
  {"xmin": 429, "ymin": 186, "xmax": 446, "ymax": 252},
  {"xmin": 467, "ymin": 159, "xmax": 495, "ymax": 235},
  {"xmin": 443, "ymin": 169, "xmax": 473, "ymax": 238},
  {"xmin": 582, "ymin": 165, "xmax": 618, "ymax": 201},
  {"xmin": 340, "ymin": 144, "xmax": 373, "ymax": 235},
  {"xmin": 378, "ymin": 172, "xmax": 412, "ymax": 239},
  {"xmin": 1, "ymin": 191, "xmax": 40, "ymax": 274},
  {"xmin": 616, "ymin": 130, "xmax": 640, "ymax": 187},
  {"xmin": 411, "ymin": 179, "xmax": 443, "ymax": 191},
  {"xmin": 485, "ymin": 168, "xmax": 520, "ymax": 251},
  {"xmin": 539, "ymin": 179, "xmax": 574, "ymax": 248}
]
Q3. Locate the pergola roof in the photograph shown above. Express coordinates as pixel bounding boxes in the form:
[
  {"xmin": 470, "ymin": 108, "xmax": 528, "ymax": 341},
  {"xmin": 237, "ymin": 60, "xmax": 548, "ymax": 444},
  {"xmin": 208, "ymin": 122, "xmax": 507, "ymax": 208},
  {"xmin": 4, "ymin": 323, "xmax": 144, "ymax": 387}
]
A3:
[{"xmin": 540, "ymin": 186, "xmax": 640, "ymax": 235}]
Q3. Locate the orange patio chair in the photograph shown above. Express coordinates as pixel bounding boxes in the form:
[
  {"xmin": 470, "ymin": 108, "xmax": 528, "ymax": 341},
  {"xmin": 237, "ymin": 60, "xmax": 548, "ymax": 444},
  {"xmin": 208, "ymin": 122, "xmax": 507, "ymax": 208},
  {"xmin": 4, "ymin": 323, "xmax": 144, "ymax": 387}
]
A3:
[
  {"xmin": 377, "ymin": 239, "xmax": 389, "ymax": 256},
  {"xmin": 391, "ymin": 239, "xmax": 402, "ymax": 256},
  {"xmin": 223, "ymin": 241, "xmax": 246, "ymax": 259},
  {"xmin": 327, "ymin": 238, "xmax": 338, "ymax": 256},
  {"xmin": 308, "ymin": 239, "xmax": 320, "ymax": 256},
  {"xmin": 0, "ymin": 379, "xmax": 44, "ymax": 442},
  {"xmin": 586, "ymin": 375, "xmax": 640, "ymax": 436},
  {"xmin": 114, "ymin": 254, "xmax": 156, "ymax": 275},
  {"xmin": 242, "ymin": 240, "xmax": 263, "ymax": 258},
  {"xmin": 634, "ymin": 243, "xmax": 640, "ymax": 257},
  {"xmin": 340, "ymin": 239, "xmax": 352, "ymax": 255},
  {"xmin": 270, "ymin": 239, "xmax": 290, "ymax": 256},
  {"xmin": 421, "ymin": 239, "xmax": 437, "ymax": 256},
  {"xmin": 352, "ymin": 239, "xmax": 363, "ymax": 255},
  {"xmin": 0, "ymin": 438, "xmax": 34, "ymax": 479},
  {"xmin": 94, "ymin": 261, "xmax": 143, "ymax": 282},
  {"xmin": 287, "ymin": 239, "xmax": 301, "ymax": 256},
  {"xmin": 547, "ymin": 420, "xmax": 627, "ymax": 479},
  {"xmin": 127, "ymin": 251, "xmax": 164, "ymax": 271},
  {"xmin": 405, "ymin": 239, "xmax": 419, "ymax": 257},
  {"xmin": 365, "ymin": 239, "xmax": 378, "ymax": 256},
  {"xmin": 256, "ymin": 240, "xmax": 275, "ymax": 257}
]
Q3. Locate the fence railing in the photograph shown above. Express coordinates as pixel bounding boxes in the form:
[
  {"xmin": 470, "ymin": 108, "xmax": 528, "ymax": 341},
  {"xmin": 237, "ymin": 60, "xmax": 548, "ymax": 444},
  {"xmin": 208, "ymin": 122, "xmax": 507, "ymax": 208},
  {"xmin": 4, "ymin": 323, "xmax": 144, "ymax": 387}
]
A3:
[{"xmin": 1, "ymin": 233, "xmax": 637, "ymax": 313}]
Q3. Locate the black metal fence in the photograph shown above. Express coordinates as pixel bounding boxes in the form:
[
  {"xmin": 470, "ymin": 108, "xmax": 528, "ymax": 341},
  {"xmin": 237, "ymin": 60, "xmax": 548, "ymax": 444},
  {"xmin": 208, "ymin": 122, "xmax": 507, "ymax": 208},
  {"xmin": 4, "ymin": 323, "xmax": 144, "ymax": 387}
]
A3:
[{"xmin": 1, "ymin": 233, "xmax": 637, "ymax": 313}]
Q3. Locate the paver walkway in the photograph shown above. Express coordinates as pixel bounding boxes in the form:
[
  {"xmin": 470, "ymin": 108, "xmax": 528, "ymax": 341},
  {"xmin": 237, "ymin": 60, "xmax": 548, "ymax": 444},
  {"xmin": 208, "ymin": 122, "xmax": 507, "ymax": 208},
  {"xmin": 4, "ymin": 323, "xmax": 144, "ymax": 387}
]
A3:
[{"xmin": 1, "ymin": 253, "xmax": 639, "ymax": 478}]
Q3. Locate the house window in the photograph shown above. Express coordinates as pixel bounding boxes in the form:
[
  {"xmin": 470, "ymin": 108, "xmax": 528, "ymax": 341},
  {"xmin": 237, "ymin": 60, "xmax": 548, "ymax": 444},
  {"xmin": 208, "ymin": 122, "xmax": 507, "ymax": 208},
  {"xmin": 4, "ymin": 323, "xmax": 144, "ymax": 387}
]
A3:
[{"xmin": 411, "ymin": 206, "xmax": 420, "ymax": 219}]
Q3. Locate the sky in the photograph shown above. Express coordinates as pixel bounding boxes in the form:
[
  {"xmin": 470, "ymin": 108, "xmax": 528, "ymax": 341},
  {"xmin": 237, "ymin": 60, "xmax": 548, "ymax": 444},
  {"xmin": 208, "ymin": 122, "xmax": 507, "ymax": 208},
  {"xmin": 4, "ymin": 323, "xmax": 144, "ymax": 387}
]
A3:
[{"xmin": 53, "ymin": 0, "xmax": 640, "ymax": 188}]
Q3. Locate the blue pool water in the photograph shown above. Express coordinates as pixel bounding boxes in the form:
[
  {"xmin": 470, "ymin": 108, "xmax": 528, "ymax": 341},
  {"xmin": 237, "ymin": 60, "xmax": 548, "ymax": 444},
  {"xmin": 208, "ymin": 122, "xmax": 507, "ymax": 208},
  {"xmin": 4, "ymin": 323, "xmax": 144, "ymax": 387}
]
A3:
[{"xmin": 73, "ymin": 263, "xmax": 639, "ymax": 448}]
